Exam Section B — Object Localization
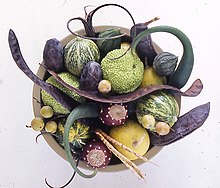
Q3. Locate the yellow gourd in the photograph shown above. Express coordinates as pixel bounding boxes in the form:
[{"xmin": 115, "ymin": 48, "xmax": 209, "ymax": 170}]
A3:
[{"xmin": 140, "ymin": 66, "xmax": 166, "ymax": 87}]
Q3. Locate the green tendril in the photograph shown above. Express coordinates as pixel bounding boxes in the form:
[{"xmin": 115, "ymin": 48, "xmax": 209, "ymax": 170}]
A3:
[
  {"xmin": 131, "ymin": 25, "xmax": 194, "ymax": 89},
  {"xmin": 63, "ymin": 103, "xmax": 100, "ymax": 178}
]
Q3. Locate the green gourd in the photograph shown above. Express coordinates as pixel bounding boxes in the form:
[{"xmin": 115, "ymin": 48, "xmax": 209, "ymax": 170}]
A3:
[
  {"xmin": 64, "ymin": 37, "xmax": 100, "ymax": 76},
  {"xmin": 96, "ymin": 28, "xmax": 121, "ymax": 57},
  {"xmin": 56, "ymin": 119, "xmax": 91, "ymax": 150},
  {"xmin": 153, "ymin": 52, "xmax": 178, "ymax": 77},
  {"xmin": 131, "ymin": 26, "xmax": 194, "ymax": 89},
  {"xmin": 63, "ymin": 103, "xmax": 99, "ymax": 178},
  {"xmin": 136, "ymin": 91, "xmax": 179, "ymax": 129}
]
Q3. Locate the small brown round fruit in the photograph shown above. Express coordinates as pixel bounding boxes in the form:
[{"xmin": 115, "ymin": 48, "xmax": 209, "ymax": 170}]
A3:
[
  {"xmin": 100, "ymin": 103, "xmax": 128, "ymax": 126},
  {"xmin": 82, "ymin": 139, "xmax": 112, "ymax": 168},
  {"xmin": 155, "ymin": 122, "xmax": 170, "ymax": 135}
]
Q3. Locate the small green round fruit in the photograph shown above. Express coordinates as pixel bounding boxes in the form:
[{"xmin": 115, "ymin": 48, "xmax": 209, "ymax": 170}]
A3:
[
  {"xmin": 31, "ymin": 117, "xmax": 45, "ymax": 131},
  {"xmin": 40, "ymin": 106, "xmax": 54, "ymax": 118},
  {"xmin": 45, "ymin": 121, "xmax": 58, "ymax": 133},
  {"xmin": 141, "ymin": 114, "xmax": 156, "ymax": 130}
]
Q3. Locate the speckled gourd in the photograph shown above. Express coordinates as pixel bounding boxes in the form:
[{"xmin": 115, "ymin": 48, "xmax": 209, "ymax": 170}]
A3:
[{"xmin": 64, "ymin": 37, "xmax": 100, "ymax": 76}]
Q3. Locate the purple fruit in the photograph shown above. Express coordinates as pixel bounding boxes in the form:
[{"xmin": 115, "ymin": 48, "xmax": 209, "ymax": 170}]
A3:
[
  {"xmin": 80, "ymin": 61, "xmax": 102, "ymax": 91},
  {"xmin": 82, "ymin": 139, "xmax": 112, "ymax": 168},
  {"xmin": 100, "ymin": 103, "xmax": 128, "ymax": 126},
  {"xmin": 43, "ymin": 38, "xmax": 64, "ymax": 72}
]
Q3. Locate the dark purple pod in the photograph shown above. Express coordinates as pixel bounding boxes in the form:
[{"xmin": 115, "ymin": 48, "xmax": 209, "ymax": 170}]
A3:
[
  {"xmin": 100, "ymin": 103, "xmax": 128, "ymax": 126},
  {"xmin": 82, "ymin": 139, "xmax": 112, "ymax": 168},
  {"xmin": 43, "ymin": 38, "xmax": 64, "ymax": 72}
]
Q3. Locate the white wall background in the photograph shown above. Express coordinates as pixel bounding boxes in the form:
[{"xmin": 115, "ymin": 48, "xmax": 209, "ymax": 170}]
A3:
[{"xmin": 0, "ymin": 0, "xmax": 219, "ymax": 187}]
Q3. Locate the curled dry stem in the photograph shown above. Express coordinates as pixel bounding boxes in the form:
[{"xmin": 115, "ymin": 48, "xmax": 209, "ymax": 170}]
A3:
[
  {"xmin": 35, "ymin": 131, "xmax": 59, "ymax": 144},
  {"xmin": 86, "ymin": 3, "xmax": 135, "ymax": 26},
  {"xmin": 95, "ymin": 130, "xmax": 145, "ymax": 180},
  {"xmin": 67, "ymin": 17, "xmax": 127, "ymax": 40},
  {"xmin": 83, "ymin": 5, "xmax": 96, "ymax": 17},
  {"xmin": 67, "ymin": 3, "xmax": 135, "ymax": 41},
  {"xmin": 26, "ymin": 125, "xmax": 31, "ymax": 128},
  {"xmin": 45, "ymin": 158, "xmax": 80, "ymax": 188}
]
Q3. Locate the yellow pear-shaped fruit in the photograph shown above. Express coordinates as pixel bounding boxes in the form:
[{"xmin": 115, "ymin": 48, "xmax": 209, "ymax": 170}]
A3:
[
  {"xmin": 109, "ymin": 120, "xmax": 150, "ymax": 160},
  {"xmin": 140, "ymin": 66, "xmax": 166, "ymax": 87}
]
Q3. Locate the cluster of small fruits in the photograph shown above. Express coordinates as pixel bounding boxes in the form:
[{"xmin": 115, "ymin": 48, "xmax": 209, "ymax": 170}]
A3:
[{"xmin": 29, "ymin": 106, "xmax": 57, "ymax": 133}]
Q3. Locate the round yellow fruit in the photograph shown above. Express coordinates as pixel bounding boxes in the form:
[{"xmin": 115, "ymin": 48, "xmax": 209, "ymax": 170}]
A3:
[
  {"xmin": 45, "ymin": 121, "xmax": 58, "ymax": 133},
  {"xmin": 140, "ymin": 66, "xmax": 166, "ymax": 87},
  {"xmin": 109, "ymin": 120, "xmax": 150, "ymax": 160},
  {"xmin": 120, "ymin": 42, "xmax": 130, "ymax": 50}
]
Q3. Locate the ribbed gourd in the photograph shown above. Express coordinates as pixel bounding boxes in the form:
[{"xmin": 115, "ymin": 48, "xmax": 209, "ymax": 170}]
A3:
[
  {"xmin": 55, "ymin": 119, "xmax": 91, "ymax": 150},
  {"xmin": 136, "ymin": 91, "xmax": 179, "ymax": 129},
  {"xmin": 64, "ymin": 37, "xmax": 100, "ymax": 76},
  {"xmin": 153, "ymin": 52, "xmax": 178, "ymax": 77}
]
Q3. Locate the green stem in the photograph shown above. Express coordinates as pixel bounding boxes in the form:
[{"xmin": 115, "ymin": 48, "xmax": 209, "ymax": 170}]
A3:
[
  {"xmin": 131, "ymin": 25, "xmax": 194, "ymax": 89},
  {"xmin": 63, "ymin": 103, "xmax": 100, "ymax": 178}
]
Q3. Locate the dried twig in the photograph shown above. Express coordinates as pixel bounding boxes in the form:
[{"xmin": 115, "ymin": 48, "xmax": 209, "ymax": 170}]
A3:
[
  {"xmin": 95, "ymin": 130, "xmax": 145, "ymax": 180},
  {"xmin": 96, "ymin": 129, "xmax": 158, "ymax": 167},
  {"xmin": 96, "ymin": 129, "xmax": 148, "ymax": 162}
]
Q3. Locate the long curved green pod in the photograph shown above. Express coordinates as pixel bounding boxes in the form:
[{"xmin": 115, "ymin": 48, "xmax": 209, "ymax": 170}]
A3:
[
  {"xmin": 63, "ymin": 103, "xmax": 100, "ymax": 178},
  {"xmin": 131, "ymin": 25, "xmax": 194, "ymax": 89}
]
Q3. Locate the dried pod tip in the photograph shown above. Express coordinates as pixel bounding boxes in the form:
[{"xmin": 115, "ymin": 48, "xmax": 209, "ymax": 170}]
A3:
[
  {"xmin": 155, "ymin": 122, "xmax": 170, "ymax": 136},
  {"xmin": 98, "ymin": 80, "xmax": 112, "ymax": 94},
  {"xmin": 100, "ymin": 103, "xmax": 128, "ymax": 126},
  {"xmin": 82, "ymin": 139, "xmax": 112, "ymax": 168}
]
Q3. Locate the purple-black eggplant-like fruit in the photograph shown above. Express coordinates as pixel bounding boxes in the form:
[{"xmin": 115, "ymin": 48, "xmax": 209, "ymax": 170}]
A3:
[
  {"xmin": 80, "ymin": 61, "xmax": 103, "ymax": 91},
  {"xmin": 130, "ymin": 18, "xmax": 159, "ymax": 66},
  {"xmin": 43, "ymin": 38, "xmax": 64, "ymax": 72}
]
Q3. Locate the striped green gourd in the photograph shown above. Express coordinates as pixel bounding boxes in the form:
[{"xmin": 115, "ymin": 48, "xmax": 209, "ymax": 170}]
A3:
[
  {"xmin": 64, "ymin": 37, "xmax": 100, "ymax": 76},
  {"xmin": 55, "ymin": 119, "xmax": 91, "ymax": 150},
  {"xmin": 96, "ymin": 28, "xmax": 121, "ymax": 57},
  {"xmin": 136, "ymin": 91, "xmax": 179, "ymax": 128}
]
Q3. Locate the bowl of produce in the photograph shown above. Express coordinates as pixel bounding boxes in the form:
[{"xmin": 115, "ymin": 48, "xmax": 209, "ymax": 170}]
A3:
[
  {"xmin": 32, "ymin": 24, "xmax": 167, "ymax": 172},
  {"xmin": 8, "ymin": 3, "xmax": 210, "ymax": 185}
]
